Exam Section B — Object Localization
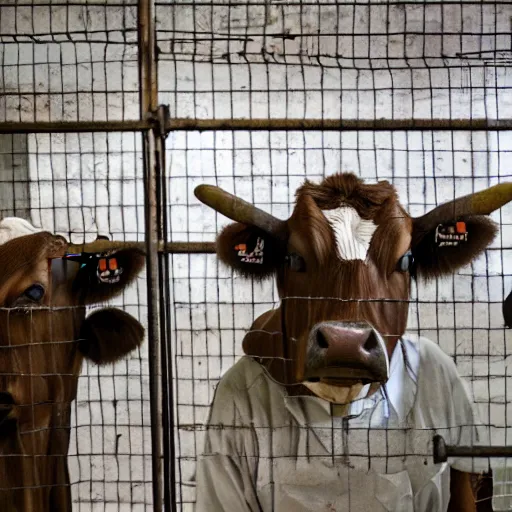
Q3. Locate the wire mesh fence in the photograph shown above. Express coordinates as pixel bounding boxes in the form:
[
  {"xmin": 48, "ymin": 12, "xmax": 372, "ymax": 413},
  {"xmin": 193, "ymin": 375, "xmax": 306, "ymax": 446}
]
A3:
[
  {"xmin": 9, "ymin": 132, "xmax": 152, "ymax": 511},
  {"xmin": 160, "ymin": 0, "xmax": 512, "ymax": 509},
  {"xmin": 169, "ymin": 131, "xmax": 511, "ymax": 510},
  {"xmin": 1, "ymin": 2, "xmax": 139, "ymax": 124},
  {"xmin": 1, "ymin": 0, "xmax": 512, "ymax": 511},
  {"xmin": 157, "ymin": 0, "xmax": 512, "ymax": 122}
]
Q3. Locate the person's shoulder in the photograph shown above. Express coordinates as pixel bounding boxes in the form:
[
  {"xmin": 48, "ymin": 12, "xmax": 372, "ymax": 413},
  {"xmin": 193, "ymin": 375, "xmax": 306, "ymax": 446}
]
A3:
[
  {"xmin": 403, "ymin": 333, "xmax": 478, "ymax": 429},
  {"xmin": 216, "ymin": 356, "xmax": 267, "ymax": 392},
  {"xmin": 211, "ymin": 356, "xmax": 286, "ymax": 426},
  {"xmin": 402, "ymin": 333, "xmax": 459, "ymax": 382}
]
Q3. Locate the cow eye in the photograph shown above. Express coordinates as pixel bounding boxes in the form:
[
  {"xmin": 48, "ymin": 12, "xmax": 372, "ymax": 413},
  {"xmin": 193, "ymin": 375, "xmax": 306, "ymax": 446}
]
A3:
[
  {"xmin": 23, "ymin": 284, "xmax": 45, "ymax": 302},
  {"xmin": 397, "ymin": 251, "xmax": 414, "ymax": 273},
  {"xmin": 286, "ymin": 253, "xmax": 306, "ymax": 272}
]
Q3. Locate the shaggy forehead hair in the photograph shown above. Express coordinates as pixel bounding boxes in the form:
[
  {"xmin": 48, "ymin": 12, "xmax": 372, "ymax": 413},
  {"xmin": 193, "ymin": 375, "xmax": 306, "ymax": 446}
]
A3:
[
  {"xmin": 292, "ymin": 173, "xmax": 409, "ymax": 274},
  {"xmin": 295, "ymin": 173, "xmax": 399, "ymax": 218},
  {"xmin": 0, "ymin": 219, "xmax": 65, "ymax": 291}
]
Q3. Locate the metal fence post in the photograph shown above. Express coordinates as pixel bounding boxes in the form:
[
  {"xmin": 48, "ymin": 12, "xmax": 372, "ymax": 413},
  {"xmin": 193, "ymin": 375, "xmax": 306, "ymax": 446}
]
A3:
[{"xmin": 138, "ymin": 0, "xmax": 164, "ymax": 510}]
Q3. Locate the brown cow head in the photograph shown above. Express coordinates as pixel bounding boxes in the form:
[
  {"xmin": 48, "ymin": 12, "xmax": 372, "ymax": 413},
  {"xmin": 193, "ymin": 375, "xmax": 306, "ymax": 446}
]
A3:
[
  {"xmin": 195, "ymin": 173, "xmax": 511, "ymax": 403},
  {"xmin": 0, "ymin": 218, "xmax": 145, "ymax": 511}
]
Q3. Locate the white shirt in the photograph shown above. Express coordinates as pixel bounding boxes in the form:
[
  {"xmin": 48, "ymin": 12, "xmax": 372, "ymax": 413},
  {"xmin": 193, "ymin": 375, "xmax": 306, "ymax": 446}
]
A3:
[{"xmin": 195, "ymin": 335, "xmax": 489, "ymax": 512}]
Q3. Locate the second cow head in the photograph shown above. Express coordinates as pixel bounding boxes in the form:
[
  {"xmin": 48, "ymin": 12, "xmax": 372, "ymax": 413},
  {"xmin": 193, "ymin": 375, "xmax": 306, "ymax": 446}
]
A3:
[
  {"xmin": 0, "ymin": 218, "xmax": 146, "ymax": 510},
  {"xmin": 196, "ymin": 173, "xmax": 511, "ymax": 403}
]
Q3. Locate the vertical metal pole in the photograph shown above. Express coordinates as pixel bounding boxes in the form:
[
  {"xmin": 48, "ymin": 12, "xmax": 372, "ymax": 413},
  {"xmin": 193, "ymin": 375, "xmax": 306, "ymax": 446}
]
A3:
[
  {"xmin": 138, "ymin": 0, "xmax": 163, "ymax": 511},
  {"xmin": 155, "ymin": 105, "xmax": 177, "ymax": 512}
]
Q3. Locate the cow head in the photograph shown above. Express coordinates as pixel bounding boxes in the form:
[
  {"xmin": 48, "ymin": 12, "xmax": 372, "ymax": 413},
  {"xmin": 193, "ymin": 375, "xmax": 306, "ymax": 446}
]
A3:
[
  {"xmin": 195, "ymin": 173, "xmax": 511, "ymax": 403},
  {"xmin": 0, "ymin": 218, "xmax": 145, "ymax": 510}
]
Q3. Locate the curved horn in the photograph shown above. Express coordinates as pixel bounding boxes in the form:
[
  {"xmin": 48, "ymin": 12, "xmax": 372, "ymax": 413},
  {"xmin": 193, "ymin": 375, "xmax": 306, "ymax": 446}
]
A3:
[
  {"xmin": 194, "ymin": 184, "xmax": 287, "ymax": 239},
  {"xmin": 415, "ymin": 182, "xmax": 512, "ymax": 229}
]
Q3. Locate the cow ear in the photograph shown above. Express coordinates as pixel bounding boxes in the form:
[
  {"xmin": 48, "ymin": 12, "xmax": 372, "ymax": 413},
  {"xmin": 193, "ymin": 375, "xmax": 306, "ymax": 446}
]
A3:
[
  {"xmin": 216, "ymin": 222, "xmax": 284, "ymax": 280},
  {"xmin": 79, "ymin": 308, "xmax": 144, "ymax": 364},
  {"xmin": 72, "ymin": 248, "xmax": 145, "ymax": 304},
  {"xmin": 411, "ymin": 215, "xmax": 497, "ymax": 280}
]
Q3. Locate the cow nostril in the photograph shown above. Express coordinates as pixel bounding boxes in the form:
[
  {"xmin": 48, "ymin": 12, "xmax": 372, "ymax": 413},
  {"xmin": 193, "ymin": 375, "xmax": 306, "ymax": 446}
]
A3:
[
  {"xmin": 363, "ymin": 330, "xmax": 379, "ymax": 353},
  {"xmin": 317, "ymin": 329, "xmax": 329, "ymax": 349}
]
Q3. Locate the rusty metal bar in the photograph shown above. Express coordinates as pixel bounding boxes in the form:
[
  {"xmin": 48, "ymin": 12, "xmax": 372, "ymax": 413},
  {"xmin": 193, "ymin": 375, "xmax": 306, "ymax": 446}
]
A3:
[
  {"xmin": 167, "ymin": 118, "xmax": 512, "ymax": 131},
  {"xmin": 3, "ymin": 118, "xmax": 512, "ymax": 134},
  {"xmin": 138, "ymin": 0, "xmax": 164, "ymax": 509},
  {"xmin": 143, "ymin": 129, "xmax": 164, "ymax": 512},
  {"xmin": 0, "ymin": 120, "xmax": 151, "ymax": 134},
  {"xmin": 67, "ymin": 240, "xmax": 216, "ymax": 254},
  {"xmin": 154, "ymin": 105, "xmax": 178, "ymax": 512},
  {"xmin": 433, "ymin": 435, "xmax": 512, "ymax": 464},
  {"xmin": 14, "ymin": 0, "xmax": 512, "ymax": 5}
]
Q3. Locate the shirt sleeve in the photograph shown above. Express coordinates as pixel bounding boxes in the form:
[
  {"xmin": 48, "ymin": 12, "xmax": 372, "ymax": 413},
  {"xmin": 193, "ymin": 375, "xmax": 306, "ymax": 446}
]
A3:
[{"xmin": 195, "ymin": 377, "xmax": 261, "ymax": 512}]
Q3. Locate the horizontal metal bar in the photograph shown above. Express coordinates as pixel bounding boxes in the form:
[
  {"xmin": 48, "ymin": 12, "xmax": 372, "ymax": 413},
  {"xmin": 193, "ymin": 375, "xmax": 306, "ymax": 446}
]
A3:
[
  {"xmin": 4, "ymin": 0, "xmax": 511, "ymax": 5},
  {"xmin": 0, "ymin": 120, "xmax": 151, "ymax": 134},
  {"xmin": 169, "ymin": 118, "xmax": 512, "ymax": 131},
  {"xmin": 155, "ymin": 0, "xmax": 512, "ymax": 5},
  {"xmin": 67, "ymin": 240, "xmax": 216, "ymax": 254},
  {"xmin": 162, "ymin": 242, "xmax": 216, "ymax": 253},
  {"xmin": 3, "ymin": 118, "xmax": 512, "ymax": 134},
  {"xmin": 433, "ymin": 435, "xmax": 512, "ymax": 464}
]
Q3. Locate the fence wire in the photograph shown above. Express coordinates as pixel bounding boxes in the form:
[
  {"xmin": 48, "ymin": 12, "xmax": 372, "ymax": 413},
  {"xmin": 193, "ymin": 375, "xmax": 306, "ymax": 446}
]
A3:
[
  {"xmin": 1, "ymin": 1, "xmax": 512, "ymax": 512},
  {"xmin": 157, "ymin": 1, "xmax": 512, "ymax": 122},
  {"xmin": 1, "ymin": 2, "xmax": 139, "ymax": 124},
  {"xmin": 159, "ymin": 1, "xmax": 512, "ymax": 510},
  {"xmin": 168, "ymin": 131, "xmax": 511, "ymax": 510}
]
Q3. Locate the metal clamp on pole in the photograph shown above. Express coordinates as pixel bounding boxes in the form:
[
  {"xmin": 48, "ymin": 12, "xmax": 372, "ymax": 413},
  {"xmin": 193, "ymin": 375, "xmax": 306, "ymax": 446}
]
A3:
[
  {"xmin": 148, "ymin": 104, "xmax": 171, "ymax": 139},
  {"xmin": 433, "ymin": 435, "xmax": 512, "ymax": 464}
]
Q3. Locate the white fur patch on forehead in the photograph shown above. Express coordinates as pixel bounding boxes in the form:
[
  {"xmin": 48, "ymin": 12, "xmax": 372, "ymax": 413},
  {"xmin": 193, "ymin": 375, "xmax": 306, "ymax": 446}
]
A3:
[
  {"xmin": 0, "ymin": 218, "xmax": 42, "ymax": 245},
  {"xmin": 322, "ymin": 206, "xmax": 377, "ymax": 261}
]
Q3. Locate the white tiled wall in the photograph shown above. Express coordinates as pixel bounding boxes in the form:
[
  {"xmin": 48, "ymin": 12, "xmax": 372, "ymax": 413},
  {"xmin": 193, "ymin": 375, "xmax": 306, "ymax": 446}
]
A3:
[{"xmin": 1, "ymin": 1, "xmax": 511, "ymax": 510}]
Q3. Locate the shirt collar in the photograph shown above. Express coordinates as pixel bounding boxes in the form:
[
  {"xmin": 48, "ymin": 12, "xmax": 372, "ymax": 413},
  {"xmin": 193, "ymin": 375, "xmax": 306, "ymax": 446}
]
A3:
[{"xmin": 383, "ymin": 336, "xmax": 419, "ymax": 421}]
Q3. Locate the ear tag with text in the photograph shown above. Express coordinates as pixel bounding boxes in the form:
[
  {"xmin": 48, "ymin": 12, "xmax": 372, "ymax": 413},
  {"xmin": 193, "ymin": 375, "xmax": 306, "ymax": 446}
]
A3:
[
  {"xmin": 435, "ymin": 222, "xmax": 467, "ymax": 247},
  {"xmin": 97, "ymin": 256, "xmax": 123, "ymax": 284},
  {"xmin": 235, "ymin": 237, "xmax": 264, "ymax": 264},
  {"xmin": 62, "ymin": 252, "xmax": 124, "ymax": 284}
]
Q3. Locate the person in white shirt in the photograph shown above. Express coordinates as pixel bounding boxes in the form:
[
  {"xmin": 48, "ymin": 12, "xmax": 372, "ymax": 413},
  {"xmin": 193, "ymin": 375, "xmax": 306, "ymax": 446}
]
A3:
[
  {"xmin": 193, "ymin": 173, "xmax": 510, "ymax": 511},
  {"xmin": 196, "ymin": 335, "xmax": 488, "ymax": 511}
]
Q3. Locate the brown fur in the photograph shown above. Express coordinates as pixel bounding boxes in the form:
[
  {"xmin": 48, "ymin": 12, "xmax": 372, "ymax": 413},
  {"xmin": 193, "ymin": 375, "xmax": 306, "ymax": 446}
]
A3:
[
  {"xmin": 0, "ymin": 231, "xmax": 145, "ymax": 511},
  {"xmin": 71, "ymin": 248, "xmax": 145, "ymax": 304},
  {"xmin": 473, "ymin": 471, "xmax": 494, "ymax": 512},
  {"xmin": 232, "ymin": 173, "xmax": 412, "ymax": 386},
  {"xmin": 0, "ymin": 233, "xmax": 67, "ymax": 288},
  {"xmin": 213, "ymin": 172, "xmax": 503, "ymax": 509},
  {"xmin": 412, "ymin": 215, "xmax": 498, "ymax": 281},
  {"xmin": 289, "ymin": 194, "xmax": 334, "ymax": 266},
  {"xmin": 449, "ymin": 469, "xmax": 478, "ymax": 512},
  {"xmin": 216, "ymin": 223, "xmax": 284, "ymax": 280},
  {"xmin": 79, "ymin": 308, "xmax": 144, "ymax": 364},
  {"xmin": 296, "ymin": 174, "xmax": 398, "ymax": 220}
]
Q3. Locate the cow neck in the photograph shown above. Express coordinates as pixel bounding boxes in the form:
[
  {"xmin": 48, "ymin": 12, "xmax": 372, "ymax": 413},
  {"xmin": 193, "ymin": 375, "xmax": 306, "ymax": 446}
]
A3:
[
  {"xmin": 279, "ymin": 297, "xmax": 319, "ymax": 397},
  {"xmin": 275, "ymin": 298, "xmax": 316, "ymax": 395},
  {"xmin": 242, "ymin": 298, "xmax": 335, "ymax": 398}
]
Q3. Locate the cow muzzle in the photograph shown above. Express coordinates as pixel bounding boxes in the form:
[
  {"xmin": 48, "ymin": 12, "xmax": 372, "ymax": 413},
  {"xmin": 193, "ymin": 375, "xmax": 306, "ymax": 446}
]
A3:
[{"xmin": 303, "ymin": 321, "xmax": 389, "ymax": 385}]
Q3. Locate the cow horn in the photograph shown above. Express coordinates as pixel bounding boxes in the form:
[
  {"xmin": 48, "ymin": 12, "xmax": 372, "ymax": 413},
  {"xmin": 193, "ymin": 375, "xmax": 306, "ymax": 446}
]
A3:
[
  {"xmin": 194, "ymin": 184, "xmax": 287, "ymax": 239},
  {"xmin": 415, "ymin": 182, "xmax": 512, "ymax": 229}
]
